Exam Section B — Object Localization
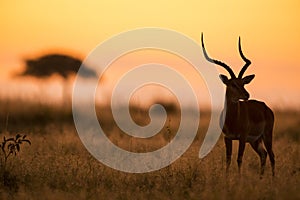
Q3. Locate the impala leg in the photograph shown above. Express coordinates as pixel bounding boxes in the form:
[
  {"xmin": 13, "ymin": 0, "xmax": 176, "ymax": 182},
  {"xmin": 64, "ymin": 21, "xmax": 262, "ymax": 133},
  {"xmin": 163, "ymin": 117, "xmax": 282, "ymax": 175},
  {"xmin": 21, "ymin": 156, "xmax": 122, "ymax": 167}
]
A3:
[
  {"xmin": 250, "ymin": 139, "xmax": 267, "ymax": 177},
  {"xmin": 268, "ymin": 150, "xmax": 275, "ymax": 176},
  {"xmin": 237, "ymin": 140, "xmax": 246, "ymax": 174},
  {"xmin": 224, "ymin": 137, "xmax": 232, "ymax": 173},
  {"xmin": 263, "ymin": 136, "xmax": 275, "ymax": 176}
]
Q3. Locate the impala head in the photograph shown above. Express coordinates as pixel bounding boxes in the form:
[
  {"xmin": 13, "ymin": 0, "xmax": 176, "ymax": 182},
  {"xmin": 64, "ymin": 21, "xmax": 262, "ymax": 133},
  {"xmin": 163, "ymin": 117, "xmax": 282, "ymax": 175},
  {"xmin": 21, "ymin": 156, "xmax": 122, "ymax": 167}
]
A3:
[{"xmin": 201, "ymin": 33, "xmax": 254, "ymax": 102}]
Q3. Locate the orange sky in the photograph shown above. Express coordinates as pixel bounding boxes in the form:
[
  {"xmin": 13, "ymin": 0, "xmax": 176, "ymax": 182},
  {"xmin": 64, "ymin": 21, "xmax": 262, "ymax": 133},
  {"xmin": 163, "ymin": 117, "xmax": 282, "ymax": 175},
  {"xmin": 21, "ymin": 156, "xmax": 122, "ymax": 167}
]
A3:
[{"xmin": 0, "ymin": 1, "xmax": 300, "ymax": 108}]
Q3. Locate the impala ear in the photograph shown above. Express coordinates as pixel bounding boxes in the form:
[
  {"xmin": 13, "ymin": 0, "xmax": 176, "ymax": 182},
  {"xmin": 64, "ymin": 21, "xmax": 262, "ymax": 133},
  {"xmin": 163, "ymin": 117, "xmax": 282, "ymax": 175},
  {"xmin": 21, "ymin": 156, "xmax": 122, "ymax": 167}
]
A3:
[
  {"xmin": 219, "ymin": 74, "xmax": 229, "ymax": 84},
  {"xmin": 242, "ymin": 74, "xmax": 255, "ymax": 84}
]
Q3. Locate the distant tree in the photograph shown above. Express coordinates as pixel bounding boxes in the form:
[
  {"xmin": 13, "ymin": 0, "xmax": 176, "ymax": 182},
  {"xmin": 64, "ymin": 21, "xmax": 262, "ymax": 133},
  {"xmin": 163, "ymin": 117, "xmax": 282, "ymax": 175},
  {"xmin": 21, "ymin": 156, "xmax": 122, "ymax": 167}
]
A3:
[
  {"xmin": 20, "ymin": 54, "xmax": 96, "ymax": 78},
  {"xmin": 18, "ymin": 53, "xmax": 98, "ymax": 107}
]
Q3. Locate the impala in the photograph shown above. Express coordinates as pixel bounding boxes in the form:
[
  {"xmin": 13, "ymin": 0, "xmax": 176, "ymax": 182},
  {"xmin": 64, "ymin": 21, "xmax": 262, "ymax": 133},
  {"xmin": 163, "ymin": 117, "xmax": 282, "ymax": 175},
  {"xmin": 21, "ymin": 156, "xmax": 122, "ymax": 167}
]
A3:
[{"xmin": 201, "ymin": 33, "xmax": 275, "ymax": 177}]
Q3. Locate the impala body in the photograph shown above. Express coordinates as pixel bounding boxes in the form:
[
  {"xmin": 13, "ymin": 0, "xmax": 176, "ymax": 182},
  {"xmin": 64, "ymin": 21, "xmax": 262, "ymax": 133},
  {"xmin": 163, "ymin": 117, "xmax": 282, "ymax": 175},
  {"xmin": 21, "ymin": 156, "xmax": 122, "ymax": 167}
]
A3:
[{"xmin": 201, "ymin": 34, "xmax": 275, "ymax": 176}]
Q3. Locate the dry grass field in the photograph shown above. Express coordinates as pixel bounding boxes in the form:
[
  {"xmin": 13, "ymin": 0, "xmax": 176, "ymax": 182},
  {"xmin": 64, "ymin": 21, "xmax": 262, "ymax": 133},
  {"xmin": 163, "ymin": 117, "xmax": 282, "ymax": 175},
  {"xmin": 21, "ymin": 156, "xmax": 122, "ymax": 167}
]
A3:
[{"xmin": 0, "ymin": 99, "xmax": 299, "ymax": 199}]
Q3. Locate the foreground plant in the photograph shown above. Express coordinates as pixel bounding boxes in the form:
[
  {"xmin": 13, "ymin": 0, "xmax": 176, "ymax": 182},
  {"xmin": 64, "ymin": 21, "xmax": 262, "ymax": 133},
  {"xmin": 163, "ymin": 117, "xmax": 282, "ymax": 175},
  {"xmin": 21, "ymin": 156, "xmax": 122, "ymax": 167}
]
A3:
[
  {"xmin": 0, "ymin": 134, "xmax": 31, "ymax": 191},
  {"xmin": 0, "ymin": 134, "xmax": 31, "ymax": 171}
]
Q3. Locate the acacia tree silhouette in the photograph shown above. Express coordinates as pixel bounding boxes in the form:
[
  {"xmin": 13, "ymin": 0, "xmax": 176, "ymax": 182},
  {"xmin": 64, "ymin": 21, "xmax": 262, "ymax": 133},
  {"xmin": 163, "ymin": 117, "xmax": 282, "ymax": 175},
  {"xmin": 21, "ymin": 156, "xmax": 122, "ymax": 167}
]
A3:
[{"xmin": 19, "ymin": 53, "xmax": 97, "ymax": 107}]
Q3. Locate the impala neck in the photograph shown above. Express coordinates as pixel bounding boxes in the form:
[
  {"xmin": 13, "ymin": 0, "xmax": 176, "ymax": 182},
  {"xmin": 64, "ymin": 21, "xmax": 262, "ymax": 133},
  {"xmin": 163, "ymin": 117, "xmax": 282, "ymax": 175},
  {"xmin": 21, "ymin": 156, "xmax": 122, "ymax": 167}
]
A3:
[{"xmin": 224, "ymin": 95, "xmax": 241, "ymax": 123}]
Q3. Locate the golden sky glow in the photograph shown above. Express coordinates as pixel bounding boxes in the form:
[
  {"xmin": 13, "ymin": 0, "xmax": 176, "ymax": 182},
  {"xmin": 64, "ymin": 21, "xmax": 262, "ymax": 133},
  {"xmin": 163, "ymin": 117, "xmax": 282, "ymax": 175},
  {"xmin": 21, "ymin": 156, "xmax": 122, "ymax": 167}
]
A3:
[{"xmin": 0, "ymin": 0, "xmax": 300, "ymax": 108}]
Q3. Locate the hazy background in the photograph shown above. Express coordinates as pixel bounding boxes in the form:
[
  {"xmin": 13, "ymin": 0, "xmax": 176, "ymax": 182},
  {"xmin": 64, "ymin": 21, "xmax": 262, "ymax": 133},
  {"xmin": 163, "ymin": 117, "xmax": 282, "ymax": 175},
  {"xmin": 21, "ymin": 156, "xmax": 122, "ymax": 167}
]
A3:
[
  {"xmin": 0, "ymin": 0, "xmax": 299, "ymax": 109},
  {"xmin": 0, "ymin": 2, "xmax": 299, "ymax": 199}
]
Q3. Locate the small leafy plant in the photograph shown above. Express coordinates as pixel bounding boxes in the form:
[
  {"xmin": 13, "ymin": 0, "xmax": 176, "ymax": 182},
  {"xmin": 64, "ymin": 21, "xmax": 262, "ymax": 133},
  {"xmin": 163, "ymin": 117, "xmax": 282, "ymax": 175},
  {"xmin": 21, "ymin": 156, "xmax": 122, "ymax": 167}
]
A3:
[
  {"xmin": 0, "ymin": 134, "xmax": 31, "ymax": 171},
  {"xmin": 0, "ymin": 134, "xmax": 31, "ymax": 191}
]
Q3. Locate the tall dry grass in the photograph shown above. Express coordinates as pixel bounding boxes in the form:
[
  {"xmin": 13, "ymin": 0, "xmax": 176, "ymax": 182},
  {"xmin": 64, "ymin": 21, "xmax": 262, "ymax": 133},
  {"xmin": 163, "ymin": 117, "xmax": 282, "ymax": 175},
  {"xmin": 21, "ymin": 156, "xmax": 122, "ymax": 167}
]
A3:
[{"xmin": 0, "ymin": 98, "xmax": 299, "ymax": 199}]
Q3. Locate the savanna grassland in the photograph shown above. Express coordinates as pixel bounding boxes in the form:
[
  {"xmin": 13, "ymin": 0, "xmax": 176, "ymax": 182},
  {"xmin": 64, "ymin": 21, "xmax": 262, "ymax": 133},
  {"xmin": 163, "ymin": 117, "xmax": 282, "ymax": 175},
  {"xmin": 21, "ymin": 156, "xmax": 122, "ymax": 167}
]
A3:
[{"xmin": 0, "ymin": 99, "xmax": 299, "ymax": 200}]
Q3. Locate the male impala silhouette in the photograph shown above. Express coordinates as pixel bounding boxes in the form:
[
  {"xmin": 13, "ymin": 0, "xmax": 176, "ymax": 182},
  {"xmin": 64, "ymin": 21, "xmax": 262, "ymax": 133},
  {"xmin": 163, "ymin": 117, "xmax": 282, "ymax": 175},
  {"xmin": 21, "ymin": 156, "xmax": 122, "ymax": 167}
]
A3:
[{"xmin": 201, "ymin": 33, "xmax": 275, "ymax": 177}]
